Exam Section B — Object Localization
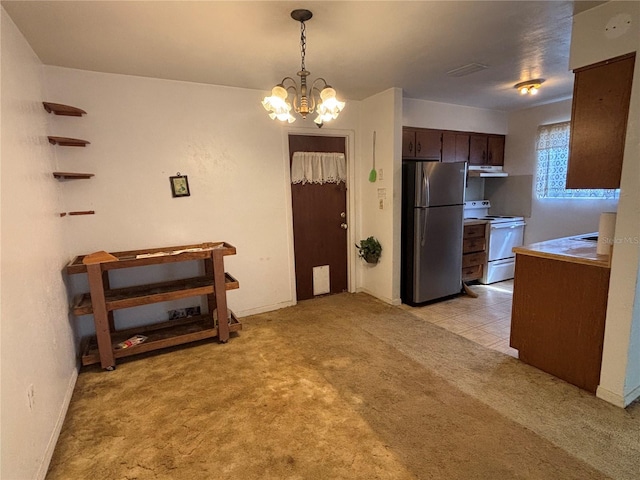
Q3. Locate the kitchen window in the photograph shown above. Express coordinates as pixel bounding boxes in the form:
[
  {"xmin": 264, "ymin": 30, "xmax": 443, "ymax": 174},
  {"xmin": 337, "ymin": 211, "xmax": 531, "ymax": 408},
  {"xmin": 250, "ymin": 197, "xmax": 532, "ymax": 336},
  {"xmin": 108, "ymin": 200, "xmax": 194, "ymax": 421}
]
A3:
[{"xmin": 535, "ymin": 122, "xmax": 619, "ymax": 200}]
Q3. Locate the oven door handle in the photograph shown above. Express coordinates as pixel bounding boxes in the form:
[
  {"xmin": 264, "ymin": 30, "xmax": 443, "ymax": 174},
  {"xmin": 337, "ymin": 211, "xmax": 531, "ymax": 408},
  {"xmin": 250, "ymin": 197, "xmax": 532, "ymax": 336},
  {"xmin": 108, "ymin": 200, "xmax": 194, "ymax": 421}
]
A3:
[{"xmin": 490, "ymin": 222, "xmax": 526, "ymax": 230}]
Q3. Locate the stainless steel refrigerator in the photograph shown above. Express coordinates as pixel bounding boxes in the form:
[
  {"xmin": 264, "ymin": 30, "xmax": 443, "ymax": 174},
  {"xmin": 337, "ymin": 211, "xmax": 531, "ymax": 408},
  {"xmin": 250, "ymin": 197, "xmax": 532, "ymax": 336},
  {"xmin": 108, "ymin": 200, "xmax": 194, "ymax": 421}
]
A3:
[{"xmin": 401, "ymin": 161, "xmax": 466, "ymax": 304}]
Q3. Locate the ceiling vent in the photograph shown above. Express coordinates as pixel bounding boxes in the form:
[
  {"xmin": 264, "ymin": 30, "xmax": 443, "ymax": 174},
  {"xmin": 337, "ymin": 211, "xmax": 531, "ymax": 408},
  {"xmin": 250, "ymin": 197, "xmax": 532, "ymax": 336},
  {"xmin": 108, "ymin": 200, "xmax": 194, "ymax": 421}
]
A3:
[{"xmin": 446, "ymin": 63, "xmax": 489, "ymax": 77}]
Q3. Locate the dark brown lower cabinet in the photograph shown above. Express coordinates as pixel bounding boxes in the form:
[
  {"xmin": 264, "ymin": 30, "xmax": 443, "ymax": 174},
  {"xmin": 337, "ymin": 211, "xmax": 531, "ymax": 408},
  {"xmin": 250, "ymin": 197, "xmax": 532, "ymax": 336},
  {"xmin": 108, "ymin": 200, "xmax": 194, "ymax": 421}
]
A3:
[{"xmin": 510, "ymin": 253, "xmax": 610, "ymax": 393}]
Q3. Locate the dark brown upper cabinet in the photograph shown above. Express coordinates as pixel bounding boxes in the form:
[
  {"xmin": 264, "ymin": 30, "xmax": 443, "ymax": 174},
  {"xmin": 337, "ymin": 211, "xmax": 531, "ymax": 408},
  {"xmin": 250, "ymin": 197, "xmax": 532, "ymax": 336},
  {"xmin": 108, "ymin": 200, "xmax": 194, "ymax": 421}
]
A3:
[
  {"xmin": 469, "ymin": 134, "xmax": 505, "ymax": 166},
  {"xmin": 442, "ymin": 132, "xmax": 470, "ymax": 163},
  {"xmin": 402, "ymin": 128, "xmax": 442, "ymax": 160},
  {"xmin": 566, "ymin": 53, "xmax": 635, "ymax": 189}
]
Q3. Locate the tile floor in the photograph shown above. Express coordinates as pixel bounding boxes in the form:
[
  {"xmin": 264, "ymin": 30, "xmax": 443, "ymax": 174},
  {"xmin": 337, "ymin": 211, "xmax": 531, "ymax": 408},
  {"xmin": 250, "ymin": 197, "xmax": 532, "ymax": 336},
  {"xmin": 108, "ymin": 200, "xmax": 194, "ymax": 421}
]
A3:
[{"xmin": 399, "ymin": 280, "xmax": 518, "ymax": 357}]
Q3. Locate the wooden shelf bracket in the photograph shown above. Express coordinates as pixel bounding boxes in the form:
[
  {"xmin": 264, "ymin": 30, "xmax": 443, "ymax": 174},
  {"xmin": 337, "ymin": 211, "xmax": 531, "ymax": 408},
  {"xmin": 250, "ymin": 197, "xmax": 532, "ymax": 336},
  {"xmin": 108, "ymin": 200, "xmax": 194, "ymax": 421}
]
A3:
[
  {"xmin": 43, "ymin": 102, "xmax": 87, "ymax": 117},
  {"xmin": 48, "ymin": 136, "xmax": 90, "ymax": 147}
]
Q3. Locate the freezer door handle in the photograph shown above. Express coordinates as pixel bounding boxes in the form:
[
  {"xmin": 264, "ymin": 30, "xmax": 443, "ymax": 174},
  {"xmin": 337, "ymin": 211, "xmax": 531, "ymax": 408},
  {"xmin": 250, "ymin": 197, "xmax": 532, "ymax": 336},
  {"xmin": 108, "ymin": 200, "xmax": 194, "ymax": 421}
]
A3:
[
  {"xmin": 419, "ymin": 166, "xmax": 427, "ymax": 206},
  {"xmin": 425, "ymin": 169, "xmax": 431, "ymax": 206}
]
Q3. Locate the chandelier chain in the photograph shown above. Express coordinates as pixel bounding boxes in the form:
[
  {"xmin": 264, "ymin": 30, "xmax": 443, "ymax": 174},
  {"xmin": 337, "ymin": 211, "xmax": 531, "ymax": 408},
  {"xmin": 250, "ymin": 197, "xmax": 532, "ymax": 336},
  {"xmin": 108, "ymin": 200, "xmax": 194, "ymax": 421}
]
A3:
[
  {"xmin": 300, "ymin": 20, "xmax": 307, "ymax": 71},
  {"xmin": 261, "ymin": 9, "xmax": 344, "ymax": 126}
]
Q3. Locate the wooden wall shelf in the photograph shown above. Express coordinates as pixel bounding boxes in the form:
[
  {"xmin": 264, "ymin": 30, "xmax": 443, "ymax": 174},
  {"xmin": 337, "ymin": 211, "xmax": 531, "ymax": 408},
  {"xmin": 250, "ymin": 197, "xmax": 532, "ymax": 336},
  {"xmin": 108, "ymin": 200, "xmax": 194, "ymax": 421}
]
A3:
[
  {"xmin": 69, "ymin": 211, "xmax": 95, "ymax": 216},
  {"xmin": 66, "ymin": 242, "xmax": 240, "ymax": 370},
  {"xmin": 60, "ymin": 211, "xmax": 96, "ymax": 217},
  {"xmin": 43, "ymin": 102, "xmax": 87, "ymax": 117},
  {"xmin": 48, "ymin": 136, "xmax": 90, "ymax": 147},
  {"xmin": 53, "ymin": 172, "xmax": 94, "ymax": 180}
]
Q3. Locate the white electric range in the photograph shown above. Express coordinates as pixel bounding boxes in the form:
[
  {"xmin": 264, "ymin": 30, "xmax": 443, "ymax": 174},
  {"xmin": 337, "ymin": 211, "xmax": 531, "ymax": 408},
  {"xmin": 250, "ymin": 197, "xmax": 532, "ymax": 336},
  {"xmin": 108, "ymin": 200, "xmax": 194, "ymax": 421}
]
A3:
[{"xmin": 463, "ymin": 200, "xmax": 526, "ymax": 284}]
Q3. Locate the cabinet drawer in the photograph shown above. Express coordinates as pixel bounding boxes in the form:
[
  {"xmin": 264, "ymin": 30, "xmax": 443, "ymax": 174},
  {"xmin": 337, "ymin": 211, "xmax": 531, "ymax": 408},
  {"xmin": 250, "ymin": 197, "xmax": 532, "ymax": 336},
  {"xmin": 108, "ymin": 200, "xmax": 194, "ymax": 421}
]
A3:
[
  {"xmin": 462, "ymin": 264, "xmax": 483, "ymax": 282},
  {"xmin": 462, "ymin": 252, "xmax": 486, "ymax": 268},
  {"xmin": 464, "ymin": 224, "xmax": 486, "ymax": 239},
  {"xmin": 463, "ymin": 237, "xmax": 486, "ymax": 254}
]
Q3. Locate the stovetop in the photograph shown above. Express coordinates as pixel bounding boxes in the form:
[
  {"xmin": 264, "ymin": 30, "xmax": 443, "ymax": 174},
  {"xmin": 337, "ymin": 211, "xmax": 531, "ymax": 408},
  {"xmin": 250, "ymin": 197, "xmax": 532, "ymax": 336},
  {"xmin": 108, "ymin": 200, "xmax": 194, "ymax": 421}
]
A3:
[
  {"xmin": 463, "ymin": 200, "xmax": 524, "ymax": 224},
  {"xmin": 465, "ymin": 215, "xmax": 524, "ymax": 224}
]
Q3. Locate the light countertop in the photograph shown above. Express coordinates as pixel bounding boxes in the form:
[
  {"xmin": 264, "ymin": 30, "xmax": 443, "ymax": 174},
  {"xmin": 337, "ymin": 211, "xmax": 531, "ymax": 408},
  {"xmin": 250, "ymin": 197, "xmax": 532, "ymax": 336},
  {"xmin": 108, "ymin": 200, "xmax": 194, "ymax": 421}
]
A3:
[{"xmin": 513, "ymin": 234, "xmax": 610, "ymax": 268}]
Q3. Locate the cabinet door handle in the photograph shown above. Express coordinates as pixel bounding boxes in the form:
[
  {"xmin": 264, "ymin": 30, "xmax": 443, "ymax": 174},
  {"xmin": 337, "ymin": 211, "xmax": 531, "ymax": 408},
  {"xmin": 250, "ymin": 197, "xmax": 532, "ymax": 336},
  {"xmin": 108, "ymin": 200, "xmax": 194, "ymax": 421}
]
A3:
[
  {"xmin": 409, "ymin": 141, "xmax": 413, "ymax": 153},
  {"xmin": 417, "ymin": 142, "xmax": 422, "ymax": 154}
]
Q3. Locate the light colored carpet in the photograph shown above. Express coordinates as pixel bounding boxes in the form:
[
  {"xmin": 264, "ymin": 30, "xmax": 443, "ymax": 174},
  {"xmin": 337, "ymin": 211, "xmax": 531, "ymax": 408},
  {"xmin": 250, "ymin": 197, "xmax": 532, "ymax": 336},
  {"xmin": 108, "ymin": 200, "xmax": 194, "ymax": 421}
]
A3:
[{"xmin": 46, "ymin": 293, "xmax": 640, "ymax": 479}]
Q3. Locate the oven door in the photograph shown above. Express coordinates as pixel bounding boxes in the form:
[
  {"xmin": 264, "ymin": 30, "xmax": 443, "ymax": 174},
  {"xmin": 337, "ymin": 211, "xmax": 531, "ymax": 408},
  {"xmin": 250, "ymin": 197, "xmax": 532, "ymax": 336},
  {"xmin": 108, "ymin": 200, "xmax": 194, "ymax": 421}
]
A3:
[{"xmin": 487, "ymin": 221, "xmax": 525, "ymax": 261}]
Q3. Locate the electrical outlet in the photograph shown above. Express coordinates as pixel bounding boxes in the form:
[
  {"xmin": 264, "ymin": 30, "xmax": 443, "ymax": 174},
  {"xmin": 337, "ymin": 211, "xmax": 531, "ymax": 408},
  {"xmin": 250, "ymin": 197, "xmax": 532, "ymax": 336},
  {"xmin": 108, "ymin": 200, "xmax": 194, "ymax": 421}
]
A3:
[{"xmin": 27, "ymin": 384, "xmax": 35, "ymax": 411}]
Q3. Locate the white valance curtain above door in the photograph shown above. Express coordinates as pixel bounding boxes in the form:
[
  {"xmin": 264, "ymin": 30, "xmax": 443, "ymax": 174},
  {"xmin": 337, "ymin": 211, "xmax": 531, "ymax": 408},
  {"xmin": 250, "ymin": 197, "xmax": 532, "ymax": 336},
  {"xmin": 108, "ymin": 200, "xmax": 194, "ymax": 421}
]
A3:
[{"xmin": 291, "ymin": 152, "xmax": 346, "ymax": 185}]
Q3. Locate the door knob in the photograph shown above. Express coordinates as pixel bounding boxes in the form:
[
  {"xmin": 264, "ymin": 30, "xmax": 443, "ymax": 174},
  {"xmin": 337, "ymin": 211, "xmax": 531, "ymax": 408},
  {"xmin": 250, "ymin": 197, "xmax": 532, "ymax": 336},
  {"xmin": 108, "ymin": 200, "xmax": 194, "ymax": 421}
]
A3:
[
  {"xmin": 340, "ymin": 223, "xmax": 348, "ymax": 230},
  {"xmin": 340, "ymin": 212, "xmax": 346, "ymax": 218}
]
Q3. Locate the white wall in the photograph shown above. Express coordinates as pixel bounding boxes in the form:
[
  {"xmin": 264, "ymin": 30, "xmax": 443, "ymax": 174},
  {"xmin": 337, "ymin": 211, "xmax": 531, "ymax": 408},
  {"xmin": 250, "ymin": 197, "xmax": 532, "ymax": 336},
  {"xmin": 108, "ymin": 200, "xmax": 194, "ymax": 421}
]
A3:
[
  {"xmin": 44, "ymin": 65, "xmax": 362, "ymax": 337},
  {"xmin": 570, "ymin": 0, "xmax": 640, "ymax": 407},
  {"xmin": 403, "ymin": 97, "xmax": 507, "ymax": 134},
  {"xmin": 356, "ymin": 88, "xmax": 402, "ymax": 304},
  {"xmin": 1, "ymin": 9, "xmax": 78, "ymax": 480},
  {"xmin": 505, "ymin": 99, "xmax": 619, "ymax": 244}
]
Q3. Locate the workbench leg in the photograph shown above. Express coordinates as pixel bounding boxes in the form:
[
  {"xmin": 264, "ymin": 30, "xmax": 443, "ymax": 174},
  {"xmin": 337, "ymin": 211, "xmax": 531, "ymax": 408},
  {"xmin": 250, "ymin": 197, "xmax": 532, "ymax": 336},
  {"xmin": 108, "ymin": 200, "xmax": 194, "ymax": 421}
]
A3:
[
  {"xmin": 87, "ymin": 263, "xmax": 116, "ymax": 369},
  {"xmin": 102, "ymin": 270, "xmax": 116, "ymax": 332},
  {"xmin": 212, "ymin": 249, "xmax": 230, "ymax": 343}
]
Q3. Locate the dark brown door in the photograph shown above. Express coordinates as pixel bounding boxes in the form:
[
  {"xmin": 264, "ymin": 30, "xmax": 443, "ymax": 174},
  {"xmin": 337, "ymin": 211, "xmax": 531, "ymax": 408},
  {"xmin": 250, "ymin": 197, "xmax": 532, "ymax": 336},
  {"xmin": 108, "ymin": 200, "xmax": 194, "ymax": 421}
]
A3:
[
  {"xmin": 442, "ymin": 132, "xmax": 470, "ymax": 163},
  {"xmin": 567, "ymin": 52, "xmax": 635, "ymax": 189},
  {"xmin": 402, "ymin": 129, "xmax": 416, "ymax": 157},
  {"xmin": 415, "ymin": 129, "xmax": 442, "ymax": 160},
  {"xmin": 487, "ymin": 135, "xmax": 505, "ymax": 166},
  {"xmin": 469, "ymin": 134, "xmax": 488, "ymax": 165},
  {"xmin": 289, "ymin": 135, "xmax": 348, "ymax": 301}
]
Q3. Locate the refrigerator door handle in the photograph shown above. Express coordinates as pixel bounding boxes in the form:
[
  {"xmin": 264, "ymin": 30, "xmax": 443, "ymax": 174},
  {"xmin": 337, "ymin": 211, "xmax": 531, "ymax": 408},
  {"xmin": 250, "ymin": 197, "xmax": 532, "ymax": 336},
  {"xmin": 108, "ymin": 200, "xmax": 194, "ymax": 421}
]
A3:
[
  {"xmin": 420, "ymin": 209, "xmax": 428, "ymax": 247},
  {"xmin": 425, "ymin": 170, "xmax": 431, "ymax": 206},
  {"xmin": 419, "ymin": 165, "xmax": 426, "ymax": 206}
]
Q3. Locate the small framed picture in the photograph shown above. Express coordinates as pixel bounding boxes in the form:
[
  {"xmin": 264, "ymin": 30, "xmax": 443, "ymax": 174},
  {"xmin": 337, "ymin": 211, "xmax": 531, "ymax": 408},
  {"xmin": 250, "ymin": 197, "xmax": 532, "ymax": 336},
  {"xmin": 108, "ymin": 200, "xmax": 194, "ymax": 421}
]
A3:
[{"xmin": 170, "ymin": 174, "xmax": 190, "ymax": 197}]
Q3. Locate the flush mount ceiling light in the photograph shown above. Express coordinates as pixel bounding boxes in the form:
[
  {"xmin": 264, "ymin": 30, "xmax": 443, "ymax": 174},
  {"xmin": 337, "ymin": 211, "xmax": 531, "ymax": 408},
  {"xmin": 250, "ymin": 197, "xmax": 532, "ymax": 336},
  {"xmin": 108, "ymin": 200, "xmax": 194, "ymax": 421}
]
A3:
[
  {"xmin": 514, "ymin": 79, "xmax": 545, "ymax": 95},
  {"xmin": 262, "ymin": 9, "xmax": 345, "ymax": 127}
]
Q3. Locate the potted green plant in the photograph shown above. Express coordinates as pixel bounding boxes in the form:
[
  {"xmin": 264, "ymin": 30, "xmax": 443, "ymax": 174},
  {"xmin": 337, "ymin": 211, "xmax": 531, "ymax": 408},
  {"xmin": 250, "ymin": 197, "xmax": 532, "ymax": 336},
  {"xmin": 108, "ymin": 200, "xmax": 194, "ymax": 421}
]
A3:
[{"xmin": 356, "ymin": 236, "xmax": 382, "ymax": 264}]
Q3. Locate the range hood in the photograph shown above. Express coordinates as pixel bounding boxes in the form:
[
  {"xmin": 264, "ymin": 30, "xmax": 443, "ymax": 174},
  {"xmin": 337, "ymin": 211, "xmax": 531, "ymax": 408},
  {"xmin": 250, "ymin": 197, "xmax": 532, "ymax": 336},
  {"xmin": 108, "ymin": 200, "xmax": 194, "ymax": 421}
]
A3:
[{"xmin": 468, "ymin": 165, "xmax": 508, "ymax": 177}]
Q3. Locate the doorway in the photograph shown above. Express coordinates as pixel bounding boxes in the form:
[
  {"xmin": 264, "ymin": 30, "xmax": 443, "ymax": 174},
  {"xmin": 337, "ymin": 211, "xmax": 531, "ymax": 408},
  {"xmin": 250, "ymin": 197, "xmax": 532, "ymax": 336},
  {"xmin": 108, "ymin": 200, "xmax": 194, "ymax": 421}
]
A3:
[{"xmin": 289, "ymin": 135, "xmax": 348, "ymax": 301}]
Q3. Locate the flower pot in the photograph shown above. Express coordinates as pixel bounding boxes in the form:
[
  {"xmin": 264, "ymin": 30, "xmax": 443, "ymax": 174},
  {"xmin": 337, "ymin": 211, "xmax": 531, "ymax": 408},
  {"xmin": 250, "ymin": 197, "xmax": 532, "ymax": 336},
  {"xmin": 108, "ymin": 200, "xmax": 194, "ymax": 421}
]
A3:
[{"xmin": 364, "ymin": 254, "xmax": 379, "ymax": 264}]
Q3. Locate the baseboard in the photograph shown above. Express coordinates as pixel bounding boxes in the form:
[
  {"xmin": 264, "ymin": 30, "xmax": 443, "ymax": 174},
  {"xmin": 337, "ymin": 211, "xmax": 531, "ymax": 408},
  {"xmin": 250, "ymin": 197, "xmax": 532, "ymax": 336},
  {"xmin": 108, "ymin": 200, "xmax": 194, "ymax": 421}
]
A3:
[
  {"xmin": 596, "ymin": 386, "xmax": 625, "ymax": 407},
  {"xmin": 35, "ymin": 366, "xmax": 78, "ymax": 480},
  {"xmin": 235, "ymin": 299, "xmax": 296, "ymax": 318},
  {"xmin": 623, "ymin": 382, "xmax": 640, "ymax": 407},
  {"xmin": 356, "ymin": 288, "xmax": 401, "ymax": 306},
  {"xmin": 597, "ymin": 381, "xmax": 640, "ymax": 408}
]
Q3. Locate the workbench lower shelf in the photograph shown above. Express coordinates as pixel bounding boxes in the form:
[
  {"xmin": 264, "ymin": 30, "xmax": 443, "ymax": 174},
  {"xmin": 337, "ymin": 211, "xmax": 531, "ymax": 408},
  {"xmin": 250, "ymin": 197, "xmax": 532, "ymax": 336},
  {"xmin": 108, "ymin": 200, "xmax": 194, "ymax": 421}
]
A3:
[
  {"xmin": 80, "ymin": 312, "xmax": 242, "ymax": 367},
  {"xmin": 72, "ymin": 273, "xmax": 239, "ymax": 315}
]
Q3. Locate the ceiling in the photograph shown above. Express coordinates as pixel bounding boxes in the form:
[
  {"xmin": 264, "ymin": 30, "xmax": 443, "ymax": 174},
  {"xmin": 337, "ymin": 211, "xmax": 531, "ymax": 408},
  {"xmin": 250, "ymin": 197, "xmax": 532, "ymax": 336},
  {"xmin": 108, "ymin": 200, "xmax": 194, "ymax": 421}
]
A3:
[{"xmin": 2, "ymin": 1, "xmax": 606, "ymax": 112}]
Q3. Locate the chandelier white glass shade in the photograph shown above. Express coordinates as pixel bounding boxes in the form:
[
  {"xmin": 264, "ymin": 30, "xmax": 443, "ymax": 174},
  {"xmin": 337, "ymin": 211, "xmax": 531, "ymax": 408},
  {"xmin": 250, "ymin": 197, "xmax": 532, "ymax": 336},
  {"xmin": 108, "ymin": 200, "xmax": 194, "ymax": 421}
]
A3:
[
  {"xmin": 262, "ymin": 9, "xmax": 345, "ymax": 127},
  {"xmin": 514, "ymin": 79, "xmax": 544, "ymax": 95}
]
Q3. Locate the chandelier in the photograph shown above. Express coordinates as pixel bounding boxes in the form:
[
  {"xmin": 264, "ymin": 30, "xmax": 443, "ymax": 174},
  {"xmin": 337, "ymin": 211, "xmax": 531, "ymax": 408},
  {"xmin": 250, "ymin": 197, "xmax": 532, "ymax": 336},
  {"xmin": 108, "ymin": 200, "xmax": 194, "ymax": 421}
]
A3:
[{"xmin": 262, "ymin": 9, "xmax": 345, "ymax": 127}]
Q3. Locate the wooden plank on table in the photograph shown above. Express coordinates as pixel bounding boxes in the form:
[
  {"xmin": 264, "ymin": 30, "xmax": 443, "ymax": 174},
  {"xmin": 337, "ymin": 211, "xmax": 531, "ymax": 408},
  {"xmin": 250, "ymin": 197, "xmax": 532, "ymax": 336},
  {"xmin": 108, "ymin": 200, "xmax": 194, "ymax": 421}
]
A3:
[
  {"xmin": 83, "ymin": 251, "xmax": 118, "ymax": 265},
  {"xmin": 65, "ymin": 242, "xmax": 237, "ymax": 275}
]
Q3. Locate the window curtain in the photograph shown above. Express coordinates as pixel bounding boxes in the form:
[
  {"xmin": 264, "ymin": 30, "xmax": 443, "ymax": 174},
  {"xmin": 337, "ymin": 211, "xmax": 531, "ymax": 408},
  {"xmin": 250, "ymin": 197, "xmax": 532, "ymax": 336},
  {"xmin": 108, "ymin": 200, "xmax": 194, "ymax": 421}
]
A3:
[
  {"xmin": 291, "ymin": 152, "xmax": 346, "ymax": 185},
  {"xmin": 535, "ymin": 122, "xmax": 618, "ymax": 199}
]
